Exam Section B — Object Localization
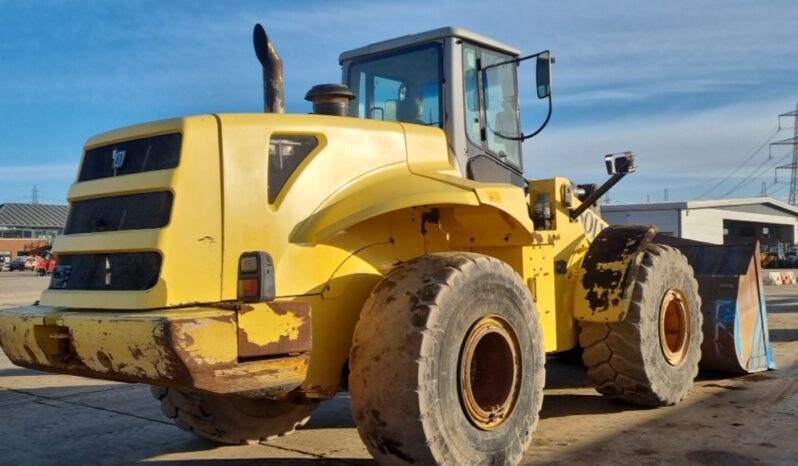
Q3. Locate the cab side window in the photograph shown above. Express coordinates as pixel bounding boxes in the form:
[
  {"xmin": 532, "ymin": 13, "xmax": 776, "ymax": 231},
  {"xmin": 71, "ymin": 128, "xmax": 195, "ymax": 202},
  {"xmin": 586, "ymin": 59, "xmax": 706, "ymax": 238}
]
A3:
[
  {"xmin": 462, "ymin": 43, "xmax": 522, "ymax": 170},
  {"xmin": 482, "ymin": 49, "xmax": 521, "ymax": 167},
  {"xmin": 463, "ymin": 44, "xmax": 481, "ymax": 144}
]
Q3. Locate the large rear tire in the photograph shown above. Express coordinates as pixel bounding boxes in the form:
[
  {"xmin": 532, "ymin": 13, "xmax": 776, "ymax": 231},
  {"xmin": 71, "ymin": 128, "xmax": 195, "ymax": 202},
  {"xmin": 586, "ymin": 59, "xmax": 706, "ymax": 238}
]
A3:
[
  {"xmin": 150, "ymin": 386, "xmax": 317, "ymax": 444},
  {"xmin": 349, "ymin": 253, "xmax": 545, "ymax": 466},
  {"xmin": 580, "ymin": 244, "xmax": 702, "ymax": 406}
]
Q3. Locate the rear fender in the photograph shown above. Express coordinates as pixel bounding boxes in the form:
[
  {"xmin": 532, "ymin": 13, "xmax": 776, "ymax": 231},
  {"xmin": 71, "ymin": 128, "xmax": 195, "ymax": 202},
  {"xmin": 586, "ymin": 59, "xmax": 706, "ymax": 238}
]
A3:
[
  {"xmin": 288, "ymin": 163, "xmax": 533, "ymax": 245},
  {"xmin": 573, "ymin": 224, "xmax": 658, "ymax": 322}
]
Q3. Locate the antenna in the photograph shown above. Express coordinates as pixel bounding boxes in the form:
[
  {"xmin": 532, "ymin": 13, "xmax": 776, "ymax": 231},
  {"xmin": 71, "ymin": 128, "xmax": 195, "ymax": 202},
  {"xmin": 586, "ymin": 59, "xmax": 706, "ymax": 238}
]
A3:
[
  {"xmin": 761, "ymin": 181, "xmax": 768, "ymax": 196},
  {"xmin": 664, "ymin": 188, "xmax": 669, "ymax": 201}
]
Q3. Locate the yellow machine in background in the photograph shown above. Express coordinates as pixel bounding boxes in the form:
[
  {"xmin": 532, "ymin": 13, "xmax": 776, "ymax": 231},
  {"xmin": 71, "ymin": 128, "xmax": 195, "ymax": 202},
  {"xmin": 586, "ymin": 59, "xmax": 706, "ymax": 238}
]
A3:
[{"xmin": 0, "ymin": 24, "xmax": 774, "ymax": 466}]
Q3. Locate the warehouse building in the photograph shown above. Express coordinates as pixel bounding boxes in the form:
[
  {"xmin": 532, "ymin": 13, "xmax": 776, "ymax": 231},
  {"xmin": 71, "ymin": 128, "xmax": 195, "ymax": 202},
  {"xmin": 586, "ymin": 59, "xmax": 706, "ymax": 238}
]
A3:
[
  {"xmin": 601, "ymin": 197, "xmax": 798, "ymax": 246},
  {"xmin": 0, "ymin": 203, "xmax": 69, "ymax": 263}
]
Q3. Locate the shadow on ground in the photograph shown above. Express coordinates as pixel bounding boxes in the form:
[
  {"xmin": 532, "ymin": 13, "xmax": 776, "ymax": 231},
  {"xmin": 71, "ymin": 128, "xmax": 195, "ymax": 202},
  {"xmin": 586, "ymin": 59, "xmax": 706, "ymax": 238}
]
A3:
[
  {"xmin": 0, "ymin": 367, "xmax": 42, "ymax": 377},
  {"xmin": 770, "ymin": 328, "xmax": 798, "ymax": 342},
  {"xmin": 145, "ymin": 460, "xmax": 375, "ymax": 465}
]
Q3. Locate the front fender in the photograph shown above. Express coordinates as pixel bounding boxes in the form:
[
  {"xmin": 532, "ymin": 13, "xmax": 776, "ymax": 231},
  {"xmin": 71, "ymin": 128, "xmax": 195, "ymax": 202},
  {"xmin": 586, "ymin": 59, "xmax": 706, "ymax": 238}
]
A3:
[{"xmin": 573, "ymin": 224, "xmax": 658, "ymax": 322}]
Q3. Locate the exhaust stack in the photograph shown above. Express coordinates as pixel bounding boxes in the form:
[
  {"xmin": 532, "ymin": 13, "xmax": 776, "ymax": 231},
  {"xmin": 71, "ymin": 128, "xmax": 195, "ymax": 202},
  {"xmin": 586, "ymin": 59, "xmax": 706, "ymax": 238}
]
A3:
[{"xmin": 253, "ymin": 24, "xmax": 284, "ymax": 113}]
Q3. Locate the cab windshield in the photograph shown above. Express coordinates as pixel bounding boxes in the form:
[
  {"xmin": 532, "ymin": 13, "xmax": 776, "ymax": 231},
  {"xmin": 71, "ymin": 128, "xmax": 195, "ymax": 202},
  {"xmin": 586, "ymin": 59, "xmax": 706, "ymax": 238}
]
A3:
[{"xmin": 347, "ymin": 43, "xmax": 442, "ymax": 126}]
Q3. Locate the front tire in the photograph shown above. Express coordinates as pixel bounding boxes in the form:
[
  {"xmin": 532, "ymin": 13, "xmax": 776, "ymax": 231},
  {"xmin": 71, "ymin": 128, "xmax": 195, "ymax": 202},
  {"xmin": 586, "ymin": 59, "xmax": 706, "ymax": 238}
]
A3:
[
  {"xmin": 151, "ymin": 386, "xmax": 317, "ymax": 444},
  {"xmin": 580, "ymin": 244, "xmax": 702, "ymax": 406},
  {"xmin": 349, "ymin": 253, "xmax": 545, "ymax": 466}
]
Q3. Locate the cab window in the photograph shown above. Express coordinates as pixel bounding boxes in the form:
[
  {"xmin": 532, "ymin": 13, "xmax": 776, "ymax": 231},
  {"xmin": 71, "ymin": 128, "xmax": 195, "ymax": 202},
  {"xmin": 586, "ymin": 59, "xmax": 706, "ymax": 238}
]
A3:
[
  {"xmin": 347, "ymin": 43, "xmax": 442, "ymax": 126},
  {"xmin": 482, "ymin": 49, "xmax": 521, "ymax": 167},
  {"xmin": 462, "ymin": 44, "xmax": 522, "ymax": 169},
  {"xmin": 463, "ymin": 44, "xmax": 481, "ymax": 144}
]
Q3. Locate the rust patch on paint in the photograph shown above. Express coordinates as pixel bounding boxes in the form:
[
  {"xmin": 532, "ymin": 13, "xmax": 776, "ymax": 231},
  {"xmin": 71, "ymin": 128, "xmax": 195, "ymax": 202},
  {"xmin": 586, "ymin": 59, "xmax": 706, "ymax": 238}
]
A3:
[{"xmin": 0, "ymin": 306, "xmax": 310, "ymax": 397}]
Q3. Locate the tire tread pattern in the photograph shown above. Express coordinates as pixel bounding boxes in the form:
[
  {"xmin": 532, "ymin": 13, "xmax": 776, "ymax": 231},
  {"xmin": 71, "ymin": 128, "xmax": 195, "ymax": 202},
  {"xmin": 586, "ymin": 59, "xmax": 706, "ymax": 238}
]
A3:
[
  {"xmin": 579, "ymin": 244, "xmax": 703, "ymax": 407},
  {"xmin": 350, "ymin": 252, "xmax": 545, "ymax": 466},
  {"xmin": 150, "ymin": 386, "xmax": 315, "ymax": 444}
]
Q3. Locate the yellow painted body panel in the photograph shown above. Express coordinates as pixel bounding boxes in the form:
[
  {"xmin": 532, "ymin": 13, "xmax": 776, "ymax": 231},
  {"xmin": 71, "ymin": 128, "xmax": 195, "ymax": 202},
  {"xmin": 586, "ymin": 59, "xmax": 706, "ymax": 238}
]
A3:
[
  {"xmin": 41, "ymin": 115, "xmax": 223, "ymax": 309},
  {"xmin": 0, "ymin": 304, "xmax": 308, "ymax": 395},
  {"xmin": 0, "ymin": 112, "xmax": 614, "ymax": 398},
  {"xmin": 238, "ymin": 305, "xmax": 304, "ymax": 346}
]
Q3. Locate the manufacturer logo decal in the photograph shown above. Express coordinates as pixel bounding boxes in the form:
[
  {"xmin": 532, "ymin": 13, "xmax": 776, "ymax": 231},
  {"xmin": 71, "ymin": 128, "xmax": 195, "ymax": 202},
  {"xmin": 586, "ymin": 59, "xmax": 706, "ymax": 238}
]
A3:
[
  {"xmin": 580, "ymin": 210, "xmax": 607, "ymax": 241},
  {"xmin": 112, "ymin": 148, "xmax": 127, "ymax": 170}
]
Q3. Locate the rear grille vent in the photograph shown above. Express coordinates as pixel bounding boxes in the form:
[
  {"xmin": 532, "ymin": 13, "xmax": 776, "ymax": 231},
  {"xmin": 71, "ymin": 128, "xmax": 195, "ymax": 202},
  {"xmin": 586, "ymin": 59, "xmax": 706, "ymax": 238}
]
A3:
[
  {"xmin": 50, "ymin": 252, "xmax": 162, "ymax": 291},
  {"xmin": 79, "ymin": 133, "xmax": 181, "ymax": 182},
  {"xmin": 64, "ymin": 192, "xmax": 173, "ymax": 234}
]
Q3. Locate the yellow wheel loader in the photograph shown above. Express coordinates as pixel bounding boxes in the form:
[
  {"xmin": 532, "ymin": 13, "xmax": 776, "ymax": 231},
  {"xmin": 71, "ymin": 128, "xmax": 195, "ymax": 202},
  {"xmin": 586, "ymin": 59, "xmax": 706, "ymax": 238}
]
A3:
[{"xmin": 0, "ymin": 24, "xmax": 775, "ymax": 465}]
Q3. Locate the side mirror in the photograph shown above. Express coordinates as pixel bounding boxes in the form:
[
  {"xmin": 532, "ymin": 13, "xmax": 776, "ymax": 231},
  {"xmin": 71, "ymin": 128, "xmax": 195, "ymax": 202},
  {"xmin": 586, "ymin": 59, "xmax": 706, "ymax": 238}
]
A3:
[
  {"xmin": 605, "ymin": 152, "xmax": 637, "ymax": 175},
  {"xmin": 536, "ymin": 52, "xmax": 553, "ymax": 99}
]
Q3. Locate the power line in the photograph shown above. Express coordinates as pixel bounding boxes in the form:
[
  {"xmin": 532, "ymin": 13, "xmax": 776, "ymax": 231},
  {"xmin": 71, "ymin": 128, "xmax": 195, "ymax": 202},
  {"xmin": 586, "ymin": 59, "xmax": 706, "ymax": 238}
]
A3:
[
  {"xmin": 0, "ymin": 195, "xmax": 32, "ymax": 203},
  {"xmin": 770, "ymin": 182, "xmax": 788, "ymax": 196},
  {"xmin": 696, "ymin": 128, "xmax": 781, "ymax": 199},
  {"xmin": 38, "ymin": 196, "xmax": 67, "ymax": 203},
  {"xmin": 763, "ymin": 181, "xmax": 789, "ymax": 202},
  {"xmin": 719, "ymin": 150, "xmax": 791, "ymax": 198}
]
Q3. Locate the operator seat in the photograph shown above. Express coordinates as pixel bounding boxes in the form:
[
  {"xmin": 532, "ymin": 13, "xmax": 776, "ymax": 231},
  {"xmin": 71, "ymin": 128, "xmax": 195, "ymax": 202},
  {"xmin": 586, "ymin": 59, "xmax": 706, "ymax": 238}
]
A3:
[{"xmin": 396, "ymin": 86, "xmax": 424, "ymax": 125}]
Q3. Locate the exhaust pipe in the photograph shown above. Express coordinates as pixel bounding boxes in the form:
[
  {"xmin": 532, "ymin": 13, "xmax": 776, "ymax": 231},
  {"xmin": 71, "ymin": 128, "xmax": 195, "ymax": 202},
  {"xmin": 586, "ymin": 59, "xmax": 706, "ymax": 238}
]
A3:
[{"xmin": 253, "ymin": 24, "xmax": 284, "ymax": 113}]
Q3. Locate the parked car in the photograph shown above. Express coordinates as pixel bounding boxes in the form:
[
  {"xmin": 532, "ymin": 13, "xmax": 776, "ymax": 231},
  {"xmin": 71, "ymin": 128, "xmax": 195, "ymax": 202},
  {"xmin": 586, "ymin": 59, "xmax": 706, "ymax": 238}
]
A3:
[
  {"xmin": 37, "ymin": 257, "xmax": 57, "ymax": 276},
  {"xmin": 8, "ymin": 258, "xmax": 28, "ymax": 271},
  {"xmin": 24, "ymin": 257, "xmax": 38, "ymax": 271}
]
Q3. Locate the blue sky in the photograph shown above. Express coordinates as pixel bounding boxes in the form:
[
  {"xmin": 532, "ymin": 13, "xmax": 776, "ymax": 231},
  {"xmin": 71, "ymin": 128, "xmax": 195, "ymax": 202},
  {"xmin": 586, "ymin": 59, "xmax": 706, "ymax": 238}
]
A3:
[{"xmin": 1, "ymin": 0, "xmax": 796, "ymax": 205}]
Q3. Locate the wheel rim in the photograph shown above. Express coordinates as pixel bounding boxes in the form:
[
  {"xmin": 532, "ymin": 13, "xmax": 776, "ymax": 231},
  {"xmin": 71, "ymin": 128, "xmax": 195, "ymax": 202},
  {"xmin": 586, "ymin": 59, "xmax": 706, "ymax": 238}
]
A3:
[
  {"xmin": 659, "ymin": 288, "xmax": 690, "ymax": 366},
  {"xmin": 459, "ymin": 315, "xmax": 522, "ymax": 430}
]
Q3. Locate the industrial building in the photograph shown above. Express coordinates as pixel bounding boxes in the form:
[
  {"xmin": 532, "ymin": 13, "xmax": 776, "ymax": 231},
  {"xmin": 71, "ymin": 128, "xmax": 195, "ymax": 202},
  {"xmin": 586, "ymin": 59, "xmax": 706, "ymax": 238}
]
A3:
[
  {"xmin": 0, "ymin": 203, "xmax": 69, "ymax": 262},
  {"xmin": 602, "ymin": 197, "xmax": 798, "ymax": 245}
]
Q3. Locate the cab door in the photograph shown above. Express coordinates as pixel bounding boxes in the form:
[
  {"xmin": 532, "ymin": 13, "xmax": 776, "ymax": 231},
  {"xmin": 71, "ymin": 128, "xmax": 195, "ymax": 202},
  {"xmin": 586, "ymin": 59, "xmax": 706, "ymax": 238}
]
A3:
[{"xmin": 462, "ymin": 42, "xmax": 524, "ymax": 186}]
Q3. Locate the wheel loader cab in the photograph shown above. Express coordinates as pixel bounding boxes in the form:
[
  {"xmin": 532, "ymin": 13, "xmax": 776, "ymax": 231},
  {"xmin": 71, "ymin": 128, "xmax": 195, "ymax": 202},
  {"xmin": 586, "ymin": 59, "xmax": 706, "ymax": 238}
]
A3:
[{"xmin": 340, "ymin": 27, "xmax": 526, "ymax": 186}]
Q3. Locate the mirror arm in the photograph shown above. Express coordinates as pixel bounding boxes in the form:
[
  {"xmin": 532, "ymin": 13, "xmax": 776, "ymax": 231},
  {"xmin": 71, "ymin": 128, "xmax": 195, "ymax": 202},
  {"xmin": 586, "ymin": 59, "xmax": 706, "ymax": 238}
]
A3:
[
  {"xmin": 481, "ymin": 51, "xmax": 549, "ymax": 73},
  {"xmin": 481, "ymin": 49, "xmax": 553, "ymax": 142},
  {"xmin": 521, "ymin": 93, "xmax": 552, "ymax": 140},
  {"xmin": 569, "ymin": 173, "xmax": 626, "ymax": 220},
  {"xmin": 489, "ymin": 93, "xmax": 552, "ymax": 142}
]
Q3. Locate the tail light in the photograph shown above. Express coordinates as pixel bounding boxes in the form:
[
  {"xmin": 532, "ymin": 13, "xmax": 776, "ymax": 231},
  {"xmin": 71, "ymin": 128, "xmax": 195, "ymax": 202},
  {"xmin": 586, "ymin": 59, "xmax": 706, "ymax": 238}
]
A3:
[{"xmin": 237, "ymin": 251, "xmax": 275, "ymax": 302}]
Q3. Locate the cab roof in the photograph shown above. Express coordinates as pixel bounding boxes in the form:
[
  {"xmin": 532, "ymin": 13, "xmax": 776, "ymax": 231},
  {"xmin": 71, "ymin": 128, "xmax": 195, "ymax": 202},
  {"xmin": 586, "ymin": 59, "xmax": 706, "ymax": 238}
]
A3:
[{"xmin": 339, "ymin": 26, "xmax": 520, "ymax": 64}]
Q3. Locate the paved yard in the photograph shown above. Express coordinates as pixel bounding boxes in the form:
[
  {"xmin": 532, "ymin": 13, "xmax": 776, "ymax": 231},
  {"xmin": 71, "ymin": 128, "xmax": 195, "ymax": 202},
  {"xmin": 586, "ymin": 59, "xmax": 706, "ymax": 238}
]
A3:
[{"xmin": 0, "ymin": 273, "xmax": 796, "ymax": 465}]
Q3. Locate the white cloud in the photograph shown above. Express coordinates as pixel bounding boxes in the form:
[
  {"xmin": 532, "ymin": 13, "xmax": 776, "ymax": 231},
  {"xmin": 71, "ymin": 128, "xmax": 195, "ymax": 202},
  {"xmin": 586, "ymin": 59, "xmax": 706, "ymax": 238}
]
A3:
[
  {"xmin": 0, "ymin": 163, "xmax": 77, "ymax": 177},
  {"xmin": 524, "ymin": 96, "xmax": 796, "ymax": 201},
  {"xmin": 0, "ymin": 0, "xmax": 796, "ymax": 204}
]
